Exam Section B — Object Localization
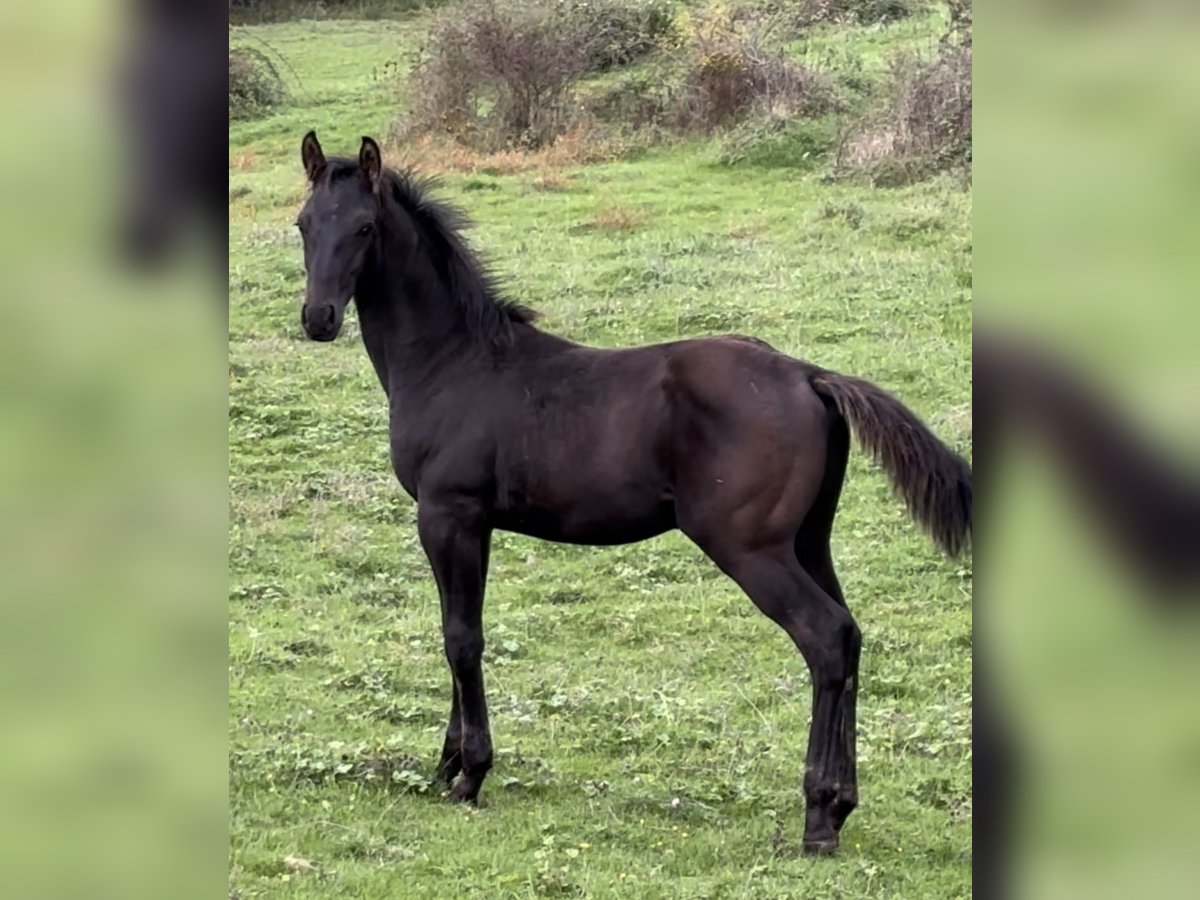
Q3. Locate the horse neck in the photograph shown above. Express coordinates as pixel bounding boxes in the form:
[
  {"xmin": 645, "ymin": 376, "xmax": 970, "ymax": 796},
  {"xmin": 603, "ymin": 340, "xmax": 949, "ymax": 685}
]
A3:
[{"xmin": 353, "ymin": 245, "xmax": 479, "ymax": 401}]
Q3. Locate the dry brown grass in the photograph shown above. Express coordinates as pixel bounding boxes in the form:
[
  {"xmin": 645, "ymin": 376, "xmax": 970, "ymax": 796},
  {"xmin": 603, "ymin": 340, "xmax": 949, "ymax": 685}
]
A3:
[
  {"xmin": 231, "ymin": 151, "xmax": 259, "ymax": 171},
  {"xmin": 937, "ymin": 403, "xmax": 973, "ymax": 440},
  {"xmin": 727, "ymin": 219, "xmax": 769, "ymax": 239},
  {"xmin": 587, "ymin": 205, "xmax": 650, "ymax": 232},
  {"xmin": 531, "ymin": 169, "xmax": 573, "ymax": 191},
  {"xmin": 838, "ymin": 126, "xmax": 899, "ymax": 169},
  {"xmin": 230, "ymin": 198, "xmax": 260, "ymax": 218},
  {"xmin": 390, "ymin": 123, "xmax": 629, "ymax": 176}
]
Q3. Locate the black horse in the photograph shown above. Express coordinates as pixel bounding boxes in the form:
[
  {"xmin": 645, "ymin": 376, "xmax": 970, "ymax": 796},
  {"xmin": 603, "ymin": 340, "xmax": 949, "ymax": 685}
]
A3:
[{"xmin": 294, "ymin": 132, "xmax": 971, "ymax": 855}]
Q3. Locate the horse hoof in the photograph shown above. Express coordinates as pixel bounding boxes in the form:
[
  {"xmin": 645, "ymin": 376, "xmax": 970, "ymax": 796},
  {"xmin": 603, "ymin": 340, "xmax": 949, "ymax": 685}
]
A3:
[
  {"xmin": 802, "ymin": 835, "xmax": 839, "ymax": 857},
  {"xmin": 448, "ymin": 778, "xmax": 481, "ymax": 805},
  {"xmin": 831, "ymin": 796, "xmax": 858, "ymax": 832}
]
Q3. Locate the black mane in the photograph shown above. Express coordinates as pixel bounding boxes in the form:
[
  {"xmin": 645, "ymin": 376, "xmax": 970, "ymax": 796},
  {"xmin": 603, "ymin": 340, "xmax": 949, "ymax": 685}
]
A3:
[{"xmin": 325, "ymin": 158, "xmax": 538, "ymax": 343}]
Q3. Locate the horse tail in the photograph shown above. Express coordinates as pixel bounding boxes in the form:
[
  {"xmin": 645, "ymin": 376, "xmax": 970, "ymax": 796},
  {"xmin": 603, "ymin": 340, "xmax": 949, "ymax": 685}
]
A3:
[{"xmin": 810, "ymin": 370, "xmax": 972, "ymax": 557}]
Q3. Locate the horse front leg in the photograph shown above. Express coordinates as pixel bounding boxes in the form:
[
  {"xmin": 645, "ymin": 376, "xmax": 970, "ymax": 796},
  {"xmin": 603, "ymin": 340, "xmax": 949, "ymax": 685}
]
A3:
[
  {"xmin": 436, "ymin": 682, "xmax": 463, "ymax": 785},
  {"xmin": 418, "ymin": 499, "xmax": 493, "ymax": 803},
  {"xmin": 436, "ymin": 532, "xmax": 489, "ymax": 786}
]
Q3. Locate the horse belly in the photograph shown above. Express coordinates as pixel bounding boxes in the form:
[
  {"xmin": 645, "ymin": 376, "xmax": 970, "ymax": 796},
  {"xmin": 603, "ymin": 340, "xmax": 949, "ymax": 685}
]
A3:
[
  {"xmin": 494, "ymin": 498, "xmax": 676, "ymax": 545},
  {"xmin": 493, "ymin": 463, "xmax": 676, "ymax": 545}
]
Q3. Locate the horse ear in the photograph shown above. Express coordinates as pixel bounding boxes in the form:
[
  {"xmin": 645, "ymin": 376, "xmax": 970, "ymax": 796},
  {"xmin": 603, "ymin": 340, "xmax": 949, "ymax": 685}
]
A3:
[
  {"xmin": 359, "ymin": 136, "xmax": 382, "ymax": 193},
  {"xmin": 301, "ymin": 130, "xmax": 326, "ymax": 184}
]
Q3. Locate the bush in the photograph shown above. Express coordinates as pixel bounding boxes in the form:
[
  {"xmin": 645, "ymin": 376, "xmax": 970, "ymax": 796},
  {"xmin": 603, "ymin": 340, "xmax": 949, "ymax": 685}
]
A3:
[
  {"xmin": 229, "ymin": 46, "xmax": 288, "ymax": 121},
  {"xmin": 396, "ymin": 0, "xmax": 840, "ymax": 158},
  {"xmin": 843, "ymin": 0, "xmax": 928, "ymax": 24},
  {"xmin": 672, "ymin": 5, "xmax": 838, "ymax": 131},
  {"xmin": 737, "ymin": 0, "xmax": 927, "ymax": 31},
  {"xmin": 582, "ymin": 63, "xmax": 679, "ymax": 132},
  {"xmin": 836, "ymin": 10, "xmax": 971, "ymax": 185},
  {"xmin": 402, "ymin": 1, "xmax": 591, "ymax": 150},
  {"xmin": 399, "ymin": 0, "xmax": 680, "ymax": 151},
  {"xmin": 575, "ymin": 0, "xmax": 680, "ymax": 71}
]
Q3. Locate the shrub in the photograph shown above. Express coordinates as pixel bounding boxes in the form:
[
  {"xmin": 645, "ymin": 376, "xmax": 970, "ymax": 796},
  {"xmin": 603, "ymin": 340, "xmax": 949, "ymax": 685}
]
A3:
[
  {"xmin": 673, "ymin": 5, "xmax": 838, "ymax": 131},
  {"xmin": 733, "ymin": 0, "xmax": 927, "ymax": 31},
  {"xmin": 399, "ymin": 0, "xmax": 680, "ymax": 152},
  {"xmin": 581, "ymin": 62, "xmax": 678, "ymax": 132},
  {"xmin": 836, "ymin": 10, "xmax": 971, "ymax": 185},
  {"xmin": 897, "ymin": 43, "xmax": 971, "ymax": 166},
  {"xmin": 574, "ymin": 0, "xmax": 681, "ymax": 71},
  {"xmin": 843, "ymin": 0, "xmax": 928, "ymax": 24},
  {"xmin": 402, "ymin": 1, "xmax": 592, "ymax": 150},
  {"xmin": 396, "ymin": 0, "xmax": 840, "ymax": 159},
  {"xmin": 229, "ymin": 46, "xmax": 288, "ymax": 121}
]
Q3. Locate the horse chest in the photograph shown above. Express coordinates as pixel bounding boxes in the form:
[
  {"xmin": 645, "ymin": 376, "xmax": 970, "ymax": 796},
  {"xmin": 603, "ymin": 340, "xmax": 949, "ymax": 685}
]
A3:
[
  {"xmin": 388, "ymin": 434, "xmax": 421, "ymax": 500},
  {"xmin": 387, "ymin": 398, "xmax": 449, "ymax": 500},
  {"xmin": 388, "ymin": 415, "xmax": 491, "ymax": 502}
]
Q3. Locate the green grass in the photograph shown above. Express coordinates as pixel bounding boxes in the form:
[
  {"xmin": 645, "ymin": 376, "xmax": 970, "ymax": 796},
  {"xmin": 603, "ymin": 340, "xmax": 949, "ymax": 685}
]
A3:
[{"xmin": 230, "ymin": 11, "xmax": 971, "ymax": 899}]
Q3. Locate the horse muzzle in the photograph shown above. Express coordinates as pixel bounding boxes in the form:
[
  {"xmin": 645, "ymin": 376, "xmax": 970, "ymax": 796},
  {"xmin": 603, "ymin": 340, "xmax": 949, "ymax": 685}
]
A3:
[{"xmin": 301, "ymin": 302, "xmax": 343, "ymax": 342}]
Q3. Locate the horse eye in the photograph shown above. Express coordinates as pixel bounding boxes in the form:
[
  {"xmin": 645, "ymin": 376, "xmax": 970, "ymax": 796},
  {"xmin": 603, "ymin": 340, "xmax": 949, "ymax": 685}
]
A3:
[{"xmin": 359, "ymin": 223, "xmax": 374, "ymax": 236}]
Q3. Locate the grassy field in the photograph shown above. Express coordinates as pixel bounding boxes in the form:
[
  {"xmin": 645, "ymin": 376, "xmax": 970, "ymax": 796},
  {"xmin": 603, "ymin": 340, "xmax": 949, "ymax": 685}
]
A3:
[{"xmin": 229, "ymin": 10, "xmax": 972, "ymax": 898}]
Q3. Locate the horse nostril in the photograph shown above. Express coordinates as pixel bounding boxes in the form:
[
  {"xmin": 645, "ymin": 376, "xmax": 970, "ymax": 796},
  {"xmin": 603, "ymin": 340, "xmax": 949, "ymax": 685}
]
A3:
[{"xmin": 302, "ymin": 304, "xmax": 337, "ymax": 335}]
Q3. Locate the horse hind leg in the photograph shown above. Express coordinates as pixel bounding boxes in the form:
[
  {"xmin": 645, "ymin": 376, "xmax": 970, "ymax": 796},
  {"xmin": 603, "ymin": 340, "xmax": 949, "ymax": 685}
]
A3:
[
  {"xmin": 702, "ymin": 541, "xmax": 862, "ymax": 854},
  {"xmin": 791, "ymin": 547, "xmax": 860, "ymax": 838},
  {"xmin": 676, "ymin": 383, "xmax": 858, "ymax": 847},
  {"xmin": 790, "ymin": 409, "xmax": 859, "ymax": 834},
  {"xmin": 793, "ymin": 547, "xmax": 860, "ymax": 839},
  {"xmin": 794, "ymin": 403, "xmax": 850, "ymax": 608}
]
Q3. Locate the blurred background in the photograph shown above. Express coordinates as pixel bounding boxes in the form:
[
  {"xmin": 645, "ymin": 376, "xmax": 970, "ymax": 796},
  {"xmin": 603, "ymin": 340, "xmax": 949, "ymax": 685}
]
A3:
[
  {"xmin": 977, "ymin": 2, "xmax": 1200, "ymax": 898},
  {"xmin": 0, "ymin": 1, "xmax": 227, "ymax": 898},
  {"xmin": 0, "ymin": 0, "xmax": 1195, "ymax": 897}
]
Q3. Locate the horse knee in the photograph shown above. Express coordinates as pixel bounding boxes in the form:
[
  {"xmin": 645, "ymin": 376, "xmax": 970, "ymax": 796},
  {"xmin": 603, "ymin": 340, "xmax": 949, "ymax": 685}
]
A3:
[
  {"xmin": 443, "ymin": 621, "xmax": 484, "ymax": 670},
  {"xmin": 811, "ymin": 615, "xmax": 860, "ymax": 689}
]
